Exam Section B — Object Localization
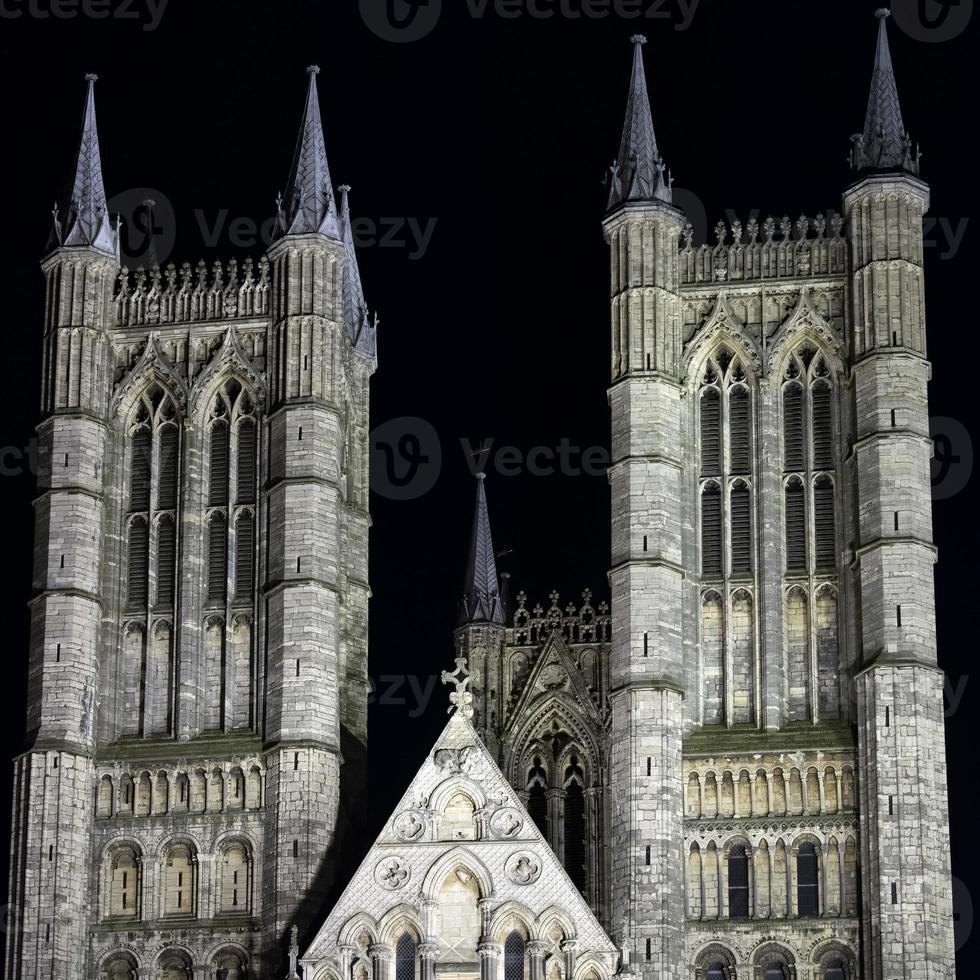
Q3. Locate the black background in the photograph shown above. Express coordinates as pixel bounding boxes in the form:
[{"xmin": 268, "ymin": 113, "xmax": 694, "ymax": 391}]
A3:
[{"xmin": 0, "ymin": 0, "xmax": 976, "ymax": 968}]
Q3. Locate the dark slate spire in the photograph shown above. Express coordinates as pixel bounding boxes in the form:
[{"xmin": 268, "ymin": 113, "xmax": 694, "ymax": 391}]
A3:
[
  {"xmin": 54, "ymin": 74, "xmax": 115, "ymax": 254},
  {"xmin": 275, "ymin": 66, "xmax": 341, "ymax": 240},
  {"xmin": 460, "ymin": 474, "xmax": 505, "ymax": 627},
  {"xmin": 339, "ymin": 185, "xmax": 378, "ymax": 366},
  {"xmin": 608, "ymin": 35, "xmax": 671, "ymax": 210},
  {"xmin": 850, "ymin": 9, "xmax": 920, "ymax": 176}
]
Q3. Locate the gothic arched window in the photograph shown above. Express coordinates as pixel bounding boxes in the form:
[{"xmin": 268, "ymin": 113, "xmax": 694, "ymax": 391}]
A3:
[
  {"xmin": 697, "ymin": 350, "xmax": 755, "ymax": 579},
  {"xmin": 784, "ymin": 476, "xmax": 806, "ymax": 571},
  {"xmin": 395, "ymin": 933, "xmax": 417, "ymax": 980},
  {"xmin": 797, "ymin": 842, "xmax": 819, "ymax": 917},
  {"xmin": 125, "ymin": 385, "xmax": 181, "ymax": 615},
  {"xmin": 781, "ymin": 349, "xmax": 838, "ymax": 576},
  {"xmin": 701, "ymin": 482, "xmax": 722, "ymax": 576},
  {"xmin": 563, "ymin": 758, "xmax": 586, "ymax": 893},
  {"xmin": 728, "ymin": 845, "xmax": 749, "ymax": 918},
  {"xmin": 504, "ymin": 931, "xmax": 526, "ymax": 980},
  {"xmin": 205, "ymin": 381, "xmax": 259, "ymax": 612}
]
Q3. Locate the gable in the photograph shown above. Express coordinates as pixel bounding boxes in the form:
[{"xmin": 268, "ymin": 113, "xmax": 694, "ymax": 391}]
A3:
[{"xmin": 301, "ymin": 711, "xmax": 618, "ymax": 973}]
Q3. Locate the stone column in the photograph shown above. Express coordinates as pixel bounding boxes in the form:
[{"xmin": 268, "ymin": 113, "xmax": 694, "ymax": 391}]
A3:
[
  {"xmin": 419, "ymin": 944, "xmax": 437, "ymax": 980},
  {"xmin": 546, "ymin": 788, "xmax": 566, "ymax": 861},
  {"xmin": 821, "ymin": 843, "xmax": 830, "ymax": 916},
  {"xmin": 527, "ymin": 941, "xmax": 549, "ymax": 980},
  {"xmin": 369, "ymin": 944, "xmax": 392, "ymax": 980},
  {"xmin": 478, "ymin": 943, "xmax": 502, "ymax": 980},
  {"xmin": 561, "ymin": 939, "xmax": 579, "ymax": 978},
  {"xmin": 585, "ymin": 786, "xmax": 601, "ymax": 909}
]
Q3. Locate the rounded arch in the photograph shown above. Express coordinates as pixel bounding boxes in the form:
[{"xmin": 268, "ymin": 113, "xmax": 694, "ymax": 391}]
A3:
[
  {"xmin": 154, "ymin": 945, "xmax": 195, "ymax": 979},
  {"xmin": 97, "ymin": 947, "xmax": 141, "ymax": 980},
  {"xmin": 752, "ymin": 941, "xmax": 797, "ymax": 978},
  {"xmin": 693, "ymin": 941, "xmax": 739, "ymax": 980},
  {"xmin": 810, "ymin": 940, "xmax": 858, "ymax": 980},
  {"xmin": 420, "ymin": 846, "xmax": 494, "ymax": 902}
]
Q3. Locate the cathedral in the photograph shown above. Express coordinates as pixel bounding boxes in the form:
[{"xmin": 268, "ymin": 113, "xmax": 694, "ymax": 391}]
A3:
[{"xmin": 4, "ymin": 9, "xmax": 956, "ymax": 980}]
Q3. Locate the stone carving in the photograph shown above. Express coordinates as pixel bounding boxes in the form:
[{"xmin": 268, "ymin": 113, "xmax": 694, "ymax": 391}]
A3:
[
  {"xmin": 375, "ymin": 857, "xmax": 410, "ymax": 891},
  {"xmin": 393, "ymin": 810, "xmax": 427, "ymax": 842},
  {"xmin": 506, "ymin": 851, "xmax": 542, "ymax": 885},
  {"xmin": 490, "ymin": 808, "xmax": 524, "ymax": 839},
  {"xmin": 433, "ymin": 746, "xmax": 478, "ymax": 775}
]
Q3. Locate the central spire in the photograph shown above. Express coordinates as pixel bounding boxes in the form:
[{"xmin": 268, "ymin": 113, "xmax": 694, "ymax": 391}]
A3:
[
  {"xmin": 55, "ymin": 73, "xmax": 115, "ymax": 254},
  {"xmin": 460, "ymin": 473, "xmax": 505, "ymax": 626},
  {"xmin": 850, "ymin": 9, "xmax": 920, "ymax": 176},
  {"xmin": 275, "ymin": 65, "xmax": 341, "ymax": 240},
  {"xmin": 608, "ymin": 35, "xmax": 671, "ymax": 210}
]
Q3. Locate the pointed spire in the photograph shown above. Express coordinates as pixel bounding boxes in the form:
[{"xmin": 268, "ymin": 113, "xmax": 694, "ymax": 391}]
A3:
[
  {"xmin": 56, "ymin": 74, "xmax": 115, "ymax": 253},
  {"xmin": 608, "ymin": 35, "xmax": 671, "ymax": 211},
  {"xmin": 275, "ymin": 66, "xmax": 341, "ymax": 241},
  {"xmin": 851, "ymin": 9, "xmax": 920, "ymax": 176},
  {"xmin": 338, "ymin": 185, "xmax": 378, "ymax": 366},
  {"xmin": 459, "ymin": 474, "xmax": 505, "ymax": 627}
]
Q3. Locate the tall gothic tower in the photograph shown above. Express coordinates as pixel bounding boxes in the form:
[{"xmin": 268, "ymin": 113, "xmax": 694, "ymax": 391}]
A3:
[
  {"xmin": 845, "ymin": 12, "xmax": 954, "ymax": 978},
  {"xmin": 5, "ymin": 67, "xmax": 375, "ymax": 980},
  {"xmin": 603, "ymin": 34, "xmax": 687, "ymax": 977},
  {"xmin": 601, "ymin": 13, "xmax": 954, "ymax": 978}
]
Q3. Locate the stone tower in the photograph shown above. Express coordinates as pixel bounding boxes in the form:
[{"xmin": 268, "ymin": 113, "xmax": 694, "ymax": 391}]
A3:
[
  {"xmin": 4, "ymin": 73, "xmax": 118, "ymax": 980},
  {"xmin": 845, "ymin": 11, "xmax": 955, "ymax": 978},
  {"xmin": 603, "ymin": 35, "xmax": 688, "ymax": 976},
  {"xmin": 5, "ymin": 67, "xmax": 375, "ymax": 980}
]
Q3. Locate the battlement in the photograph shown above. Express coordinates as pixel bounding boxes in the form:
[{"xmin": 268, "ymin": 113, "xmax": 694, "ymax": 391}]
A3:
[
  {"xmin": 680, "ymin": 212, "xmax": 848, "ymax": 286},
  {"xmin": 114, "ymin": 257, "xmax": 271, "ymax": 328},
  {"xmin": 510, "ymin": 588, "xmax": 610, "ymax": 646}
]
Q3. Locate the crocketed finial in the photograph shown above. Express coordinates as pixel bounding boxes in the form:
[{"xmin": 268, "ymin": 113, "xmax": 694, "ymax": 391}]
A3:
[{"xmin": 441, "ymin": 657, "xmax": 475, "ymax": 719}]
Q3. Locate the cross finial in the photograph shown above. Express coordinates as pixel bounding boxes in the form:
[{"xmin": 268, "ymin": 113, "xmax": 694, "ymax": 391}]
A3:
[
  {"xmin": 441, "ymin": 656, "xmax": 475, "ymax": 719},
  {"xmin": 306, "ymin": 64, "xmax": 320, "ymax": 75}
]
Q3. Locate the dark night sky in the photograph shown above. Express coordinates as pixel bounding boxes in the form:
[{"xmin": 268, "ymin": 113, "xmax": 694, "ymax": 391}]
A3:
[{"xmin": 0, "ymin": 0, "xmax": 976, "ymax": 965}]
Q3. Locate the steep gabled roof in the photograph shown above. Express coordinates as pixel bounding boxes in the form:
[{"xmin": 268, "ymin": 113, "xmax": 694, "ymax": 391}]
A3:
[{"xmin": 301, "ymin": 709, "xmax": 617, "ymax": 972}]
